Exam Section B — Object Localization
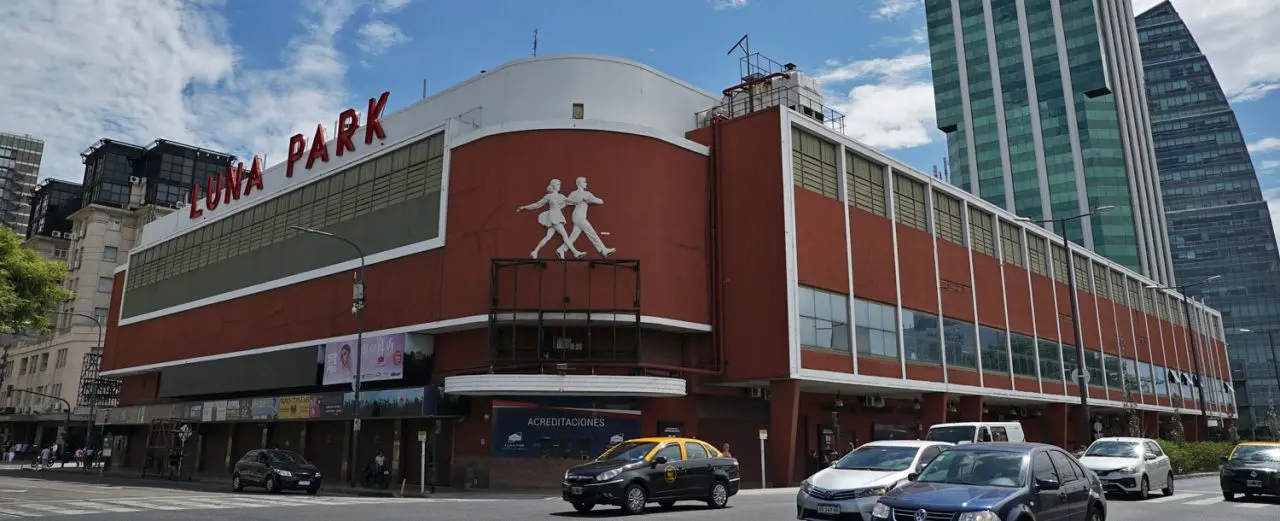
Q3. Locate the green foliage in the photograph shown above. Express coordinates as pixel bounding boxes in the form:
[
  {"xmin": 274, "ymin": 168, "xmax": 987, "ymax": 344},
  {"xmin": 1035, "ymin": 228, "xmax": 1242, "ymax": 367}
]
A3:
[
  {"xmin": 1157, "ymin": 440, "xmax": 1234, "ymax": 474},
  {"xmin": 1119, "ymin": 374, "xmax": 1142, "ymax": 437},
  {"xmin": 1169, "ymin": 414, "xmax": 1187, "ymax": 442},
  {"xmin": 0, "ymin": 226, "xmax": 71, "ymax": 334}
]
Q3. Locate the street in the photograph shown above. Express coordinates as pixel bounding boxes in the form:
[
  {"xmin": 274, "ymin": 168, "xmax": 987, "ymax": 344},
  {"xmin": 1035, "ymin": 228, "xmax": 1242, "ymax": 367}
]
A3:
[{"xmin": 0, "ymin": 475, "xmax": 1270, "ymax": 519}]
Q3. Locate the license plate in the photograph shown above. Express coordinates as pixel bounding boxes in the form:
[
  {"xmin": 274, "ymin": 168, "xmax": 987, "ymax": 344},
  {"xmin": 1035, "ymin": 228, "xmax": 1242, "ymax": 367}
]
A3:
[
  {"xmin": 1248, "ymin": 480, "xmax": 1262, "ymax": 488},
  {"xmin": 816, "ymin": 504, "xmax": 841, "ymax": 515},
  {"xmin": 298, "ymin": 480, "xmax": 311, "ymax": 486},
  {"xmin": 571, "ymin": 487, "xmax": 583, "ymax": 495}
]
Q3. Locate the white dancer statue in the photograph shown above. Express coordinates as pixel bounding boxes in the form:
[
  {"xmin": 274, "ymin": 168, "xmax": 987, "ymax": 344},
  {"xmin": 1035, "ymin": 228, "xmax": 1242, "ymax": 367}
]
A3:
[
  {"xmin": 558, "ymin": 176, "xmax": 616, "ymax": 258},
  {"xmin": 517, "ymin": 179, "xmax": 585, "ymax": 259}
]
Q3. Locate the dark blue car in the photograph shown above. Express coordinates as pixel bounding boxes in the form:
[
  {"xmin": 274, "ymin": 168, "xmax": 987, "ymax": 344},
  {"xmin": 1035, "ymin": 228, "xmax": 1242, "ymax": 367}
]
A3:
[{"xmin": 870, "ymin": 443, "xmax": 1106, "ymax": 521}]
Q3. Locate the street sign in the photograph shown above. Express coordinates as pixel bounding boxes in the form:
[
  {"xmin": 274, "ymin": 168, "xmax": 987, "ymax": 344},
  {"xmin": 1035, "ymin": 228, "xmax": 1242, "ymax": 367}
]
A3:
[
  {"xmin": 418, "ymin": 430, "xmax": 427, "ymax": 442},
  {"xmin": 1070, "ymin": 369, "xmax": 1092, "ymax": 384},
  {"xmin": 177, "ymin": 424, "xmax": 192, "ymax": 445},
  {"xmin": 353, "ymin": 418, "xmax": 362, "ymax": 431},
  {"xmin": 758, "ymin": 429, "xmax": 768, "ymax": 440}
]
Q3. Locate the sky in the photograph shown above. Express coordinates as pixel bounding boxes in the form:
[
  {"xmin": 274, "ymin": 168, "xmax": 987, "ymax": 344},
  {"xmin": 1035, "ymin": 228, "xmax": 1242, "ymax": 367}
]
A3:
[{"xmin": 2, "ymin": 0, "xmax": 1280, "ymax": 236}]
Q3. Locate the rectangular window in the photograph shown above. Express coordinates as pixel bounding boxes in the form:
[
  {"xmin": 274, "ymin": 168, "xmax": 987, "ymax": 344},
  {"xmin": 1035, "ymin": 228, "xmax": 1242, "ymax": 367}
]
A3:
[
  {"xmin": 979, "ymin": 326, "xmax": 1009, "ymax": 373},
  {"xmin": 102, "ymin": 246, "xmax": 118, "ymax": 262},
  {"xmin": 1050, "ymin": 244, "xmax": 1068, "ymax": 283},
  {"xmin": 1027, "ymin": 235, "xmax": 1048, "ymax": 277},
  {"xmin": 55, "ymin": 349, "xmax": 67, "ymax": 369},
  {"xmin": 1038, "ymin": 339, "xmax": 1062, "ymax": 382},
  {"xmin": 847, "ymin": 152, "xmax": 886, "ymax": 216},
  {"xmin": 855, "ymin": 298, "xmax": 899, "ymax": 358},
  {"xmin": 1072, "ymin": 254, "xmax": 1090, "ymax": 291},
  {"xmin": 97, "ymin": 277, "xmax": 113, "ymax": 293},
  {"xmin": 107, "ymin": 217, "xmax": 122, "ymax": 231},
  {"xmin": 998, "ymin": 221, "xmax": 1024, "ymax": 267},
  {"xmin": 933, "ymin": 191, "xmax": 964, "ymax": 245},
  {"xmin": 892, "ymin": 174, "xmax": 927, "ymax": 231},
  {"xmin": 902, "ymin": 308, "xmax": 941, "ymax": 364},
  {"xmin": 797, "ymin": 286, "xmax": 850, "ymax": 351},
  {"xmin": 1010, "ymin": 333, "xmax": 1037, "ymax": 377},
  {"xmin": 93, "ymin": 307, "xmax": 109, "ymax": 325},
  {"xmin": 968, "ymin": 208, "xmax": 996, "ymax": 257},
  {"xmin": 943, "ymin": 318, "xmax": 977, "ymax": 369},
  {"xmin": 1110, "ymin": 270, "xmax": 1126, "ymax": 303},
  {"xmin": 38, "ymin": 353, "xmax": 48, "ymax": 372},
  {"xmin": 791, "ymin": 127, "xmax": 839, "ymax": 199}
]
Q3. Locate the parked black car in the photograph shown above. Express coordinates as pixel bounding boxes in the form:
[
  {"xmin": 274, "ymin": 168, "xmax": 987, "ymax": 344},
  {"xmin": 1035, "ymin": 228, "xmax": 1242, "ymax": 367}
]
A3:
[
  {"xmin": 1220, "ymin": 442, "xmax": 1280, "ymax": 500},
  {"xmin": 872, "ymin": 443, "xmax": 1106, "ymax": 521},
  {"xmin": 232, "ymin": 449, "xmax": 322, "ymax": 495},
  {"xmin": 561, "ymin": 437, "xmax": 740, "ymax": 515}
]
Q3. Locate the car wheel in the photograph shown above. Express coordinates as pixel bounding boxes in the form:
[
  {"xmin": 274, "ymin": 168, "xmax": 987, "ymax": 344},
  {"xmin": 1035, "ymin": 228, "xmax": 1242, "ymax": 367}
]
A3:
[
  {"xmin": 706, "ymin": 480, "xmax": 729, "ymax": 509},
  {"xmin": 1162, "ymin": 472, "xmax": 1174, "ymax": 496},
  {"xmin": 658, "ymin": 501, "xmax": 675, "ymax": 508},
  {"xmin": 621, "ymin": 484, "xmax": 647, "ymax": 515},
  {"xmin": 265, "ymin": 475, "xmax": 278, "ymax": 494},
  {"xmin": 571, "ymin": 502, "xmax": 594, "ymax": 512},
  {"xmin": 232, "ymin": 474, "xmax": 244, "ymax": 492},
  {"xmin": 1088, "ymin": 506, "xmax": 1103, "ymax": 521},
  {"xmin": 1223, "ymin": 490, "xmax": 1235, "ymax": 501},
  {"xmin": 1137, "ymin": 476, "xmax": 1150, "ymax": 500}
]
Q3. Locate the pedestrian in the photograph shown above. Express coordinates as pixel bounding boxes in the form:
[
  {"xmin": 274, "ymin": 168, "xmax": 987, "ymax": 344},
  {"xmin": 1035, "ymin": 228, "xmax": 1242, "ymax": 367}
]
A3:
[
  {"xmin": 720, "ymin": 443, "xmax": 732, "ymax": 457},
  {"xmin": 806, "ymin": 448, "xmax": 821, "ymax": 477},
  {"xmin": 38, "ymin": 445, "xmax": 50, "ymax": 470}
]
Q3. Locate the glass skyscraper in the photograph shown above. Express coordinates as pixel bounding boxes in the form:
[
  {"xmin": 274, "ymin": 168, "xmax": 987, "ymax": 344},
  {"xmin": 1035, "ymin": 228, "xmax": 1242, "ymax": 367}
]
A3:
[
  {"xmin": 1137, "ymin": 1, "xmax": 1280, "ymax": 435},
  {"xmin": 924, "ymin": 0, "xmax": 1175, "ymax": 285}
]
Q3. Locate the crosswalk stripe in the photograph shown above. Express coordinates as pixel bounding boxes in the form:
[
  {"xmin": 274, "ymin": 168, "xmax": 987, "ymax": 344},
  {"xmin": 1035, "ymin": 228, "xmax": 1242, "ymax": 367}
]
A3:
[
  {"xmin": 15, "ymin": 503, "xmax": 95, "ymax": 515},
  {"xmin": 100, "ymin": 499, "xmax": 187, "ymax": 510},
  {"xmin": 62, "ymin": 501, "xmax": 140, "ymax": 513},
  {"xmin": 1145, "ymin": 493, "xmax": 1199, "ymax": 503},
  {"xmin": 165, "ymin": 498, "xmax": 236, "ymax": 509},
  {"xmin": 1235, "ymin": 503, "xmax": 1271, "ymax": 508},
  {"xmin": 0, "ymin": 506, "xmax": 40, "ymax": 518},
  {"xmin": 1184, "ymin": 497, "xmax": 1224, "ymax": 506}
]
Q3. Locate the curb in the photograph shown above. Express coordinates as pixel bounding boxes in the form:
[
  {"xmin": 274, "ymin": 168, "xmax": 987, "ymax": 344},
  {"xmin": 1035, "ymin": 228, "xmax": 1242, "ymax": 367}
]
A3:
[{"xmin": 1175, "ymin": 472, "xmax": 1217, "ymax": 480}]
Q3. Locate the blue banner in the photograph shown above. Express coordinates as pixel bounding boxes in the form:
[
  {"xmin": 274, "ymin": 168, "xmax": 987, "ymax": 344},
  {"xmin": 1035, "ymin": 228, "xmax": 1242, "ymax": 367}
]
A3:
[{"xmin": 491, "ymin": 400, "xmax": 641, "ymax": 459}]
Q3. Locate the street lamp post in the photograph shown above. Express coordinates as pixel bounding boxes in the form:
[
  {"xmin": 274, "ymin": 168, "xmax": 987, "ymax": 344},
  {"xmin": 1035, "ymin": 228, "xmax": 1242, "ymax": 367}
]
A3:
[
  {"xmin": 54, "ymin": 312, "xmax": 102, "ymax": 455},
  {"xmin": 1237, "ymin": 328, "xmax": 1280, "ymax": 439},
  {"xmin": 1147, "ymin": 275, "xmax": 1220, "ymax": 440},
  {"xmin": 1017, "ymin": 206, "xmax": 1112, "ymax": 449},
  {"xmin": 290, "ymin": 226, "xmax": 366, "ymax": 487}
]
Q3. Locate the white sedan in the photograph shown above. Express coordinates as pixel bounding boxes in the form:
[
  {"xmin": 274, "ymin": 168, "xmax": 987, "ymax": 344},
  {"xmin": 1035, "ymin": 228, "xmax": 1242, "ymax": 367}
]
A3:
[
  {"xmin": 1078, "ymin": 436, "xmax": 1174, "ymax": 499},
  {"xmin": 796, "ymin": 440, "xmax": 951, "ymax": 520}
]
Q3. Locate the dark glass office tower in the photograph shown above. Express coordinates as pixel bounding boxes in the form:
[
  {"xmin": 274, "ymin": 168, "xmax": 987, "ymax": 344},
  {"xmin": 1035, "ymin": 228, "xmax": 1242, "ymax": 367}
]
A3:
[
  {"xmin": 0, "ymin": 132, "xmax": 44, "ymax": 237},
  {"xmin": 924, "ymin": 0, "xmax": 1175, "ymax": 284},
  {"xmin": 1138, "ymin": 1, "xmax": 1280, "ymax": 435}
]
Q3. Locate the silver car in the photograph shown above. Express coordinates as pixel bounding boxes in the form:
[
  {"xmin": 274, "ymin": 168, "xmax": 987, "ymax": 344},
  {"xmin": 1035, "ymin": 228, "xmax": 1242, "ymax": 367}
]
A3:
[{"xmin": 796, "ymin": 440, "xmax": 951, "ymax": 520}]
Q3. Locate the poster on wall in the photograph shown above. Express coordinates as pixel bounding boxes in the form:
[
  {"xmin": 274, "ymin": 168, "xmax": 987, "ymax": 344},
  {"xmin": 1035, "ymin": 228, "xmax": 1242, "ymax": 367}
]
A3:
[
  {"xmin": 251, "ymin": 398, "xmax": 278, "ymax": 420},
  {"xmin": 224, "ymin": 399, "xmax": 251, "ymax": 421},
  {"xmin": 202, "ymin": 400, "xmax": 228, "ymax": 422},
  {"xmin": 490, "ymin": 399, "xmax": 641, "ymax": 459},
  {"xmin": 321, "ymin": 333, "xmax": 408, "ymax": 386},
  {"xmin": 353, "ymin": 388, "xmax": 425, "ymax": 418},
  {"xmin": 314, "ymin": 392, "xmax": 350, "ymax": 419},
  {"xmin": 277, "ymin": 396, "xmax": 313, "ymax": 420}
]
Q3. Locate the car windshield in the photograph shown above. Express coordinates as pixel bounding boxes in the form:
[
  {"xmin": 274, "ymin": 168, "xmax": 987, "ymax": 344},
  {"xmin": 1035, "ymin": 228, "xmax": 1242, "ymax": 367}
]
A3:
[
  {"xmin": 268, "ymin": 451, "xmax": 309, "ymax": 464},
  {"xmin": 1230, "ymin": 445, "xmax": 1280, "ymax": 462},
  {"xmin": 926, "ymin": 426, "xmax": 976, "ymax": 444},
  {"xmin": 916, "ymin": 450, "xmax": 1026, "ymax": 488},
  {"xmin": 1084, "ymin": 441, "xmax": 1140, "ymax": 458},
  {"xmin": 835, "ymin": 446, "xmax": 921, "ymax": 471},
  {"xmin": 597, "ymin": 441, "xmax": 657, "ymax": 462}
]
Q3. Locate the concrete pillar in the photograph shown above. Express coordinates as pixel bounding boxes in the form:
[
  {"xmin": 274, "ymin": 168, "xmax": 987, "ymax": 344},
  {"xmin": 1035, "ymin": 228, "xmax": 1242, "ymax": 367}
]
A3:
[
  {"xmin": 921, "ymin": 393, "xmax": 949, "ymax": 433},
  {"xmin": 223, "ymin": 434, "xmax": 234, "ymax": 474},
  {"xmin": 341, "ymin": 425, "xmax": 352, "ymax": 482},
  {"xmin": 958, "ymin": 395, "xmax": 984, "ymax": 422},
  {"xmin": 1141, "ymin": 411, "xmax": 1160, "ymax": 439},
  {"xmin": 260, "ymin": 425, "xmax": 269, "ymax": 449},
  {"xmin": 299, "ymin": 423, "xmax": 309, "ymax": 460},
  {"xmin": 1044, "ymin": 404, "xmax": 1069, "ymax": 448},
  {"xmin": 768, "ymin": 379, "xmax": 801, "ymax": 488},
  {"xmin": 391, "ymin": 419, "xmax": 403, "ymax": 484}
]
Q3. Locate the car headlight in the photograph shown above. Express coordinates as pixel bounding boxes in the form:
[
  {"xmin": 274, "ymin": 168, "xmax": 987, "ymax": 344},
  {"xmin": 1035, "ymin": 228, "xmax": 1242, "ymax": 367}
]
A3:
[
  {"xmin": 1222, "ymin": 469, "xmax": 1234, "ymax": 477},
  {"xmin": 1118, "ymin": 466, "xmax": 1137, "ymax": 474},
  {"xmin": 314, "ymin": 472, "xmax": 321, "ymax": 478},
  {"xmin": 564, "ymin": 470, "xmax": 571, "ymax": 480},
  {"xmin": 854, "ymin": 487, "xmax": 889, "ymax": 498},
  {"xmin": 274, "ymin": 469, "xmax": 293, "ymax": 477},
  {"xmin": 957, "ymin": 511, "xmax": 1001, "ymax": 521},
  {"xmin": 800, "ymin": 480, "xmax": 812, "ymax": 494},
  {"xmin": 596, "ymin": 468, "xmax": 622, "ymax": 481},
  {"xmin": 871, "ymin": 502, "xmax": 891, "ymax": 519}
]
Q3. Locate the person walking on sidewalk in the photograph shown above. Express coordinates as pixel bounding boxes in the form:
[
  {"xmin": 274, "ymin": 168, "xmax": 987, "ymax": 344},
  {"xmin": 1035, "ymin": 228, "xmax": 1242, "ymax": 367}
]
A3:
[{"xmin": 38, "ymin": 445, "xmax": 50, "ymax": 470}]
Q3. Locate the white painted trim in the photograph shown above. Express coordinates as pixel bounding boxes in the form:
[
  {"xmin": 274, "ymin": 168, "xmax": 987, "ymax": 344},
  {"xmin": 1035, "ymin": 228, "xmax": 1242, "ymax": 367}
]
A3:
[
  {"xmin": 794, "ymin": 368, "xmax": 1192, "ymax": 415},
  {"xmin": 1087, "ymin": 262, "xmax": 1109, "ymax": 395},
  {"xmin": 837, "ymin": 144, "xmax": 858, "ymax": 374},
  {"xmin": 964, "ymin": 200, "xmax": 984, "ymax": 384},
  {"xmin": 781, "ymin": 110, "xmax": 802, "ymax": 379},
  {"xmin": 490, "ymin": 313, "xmax": 711, "ymax": 332},
  {"xmin": 117, "ymin": 237, "xmax": 445, "ymax": 326},
  {"xmin": 438, "ymin": 118, "xmax": 454, "ymax": 251},
  {"xmin": 100, "ymin": 313, "xmax": 710, "ymax": 376},
  {"xmin": 449, "ymin": 118, "xmax": 710, "ymax": 156},
  {"xmin": 443, "ymin": 374, "xmax": 687, "ymax": 397},
  {"xmin": 113, "ymin": 264, "xmax": 128, "ymax": 275},
  {"xmin": 926, "ymin": 182, "xmax": 949, "ymax": 383},
  {"xmin": 885, "ymin": 166, "xmax": 907, "ymax": 379}
]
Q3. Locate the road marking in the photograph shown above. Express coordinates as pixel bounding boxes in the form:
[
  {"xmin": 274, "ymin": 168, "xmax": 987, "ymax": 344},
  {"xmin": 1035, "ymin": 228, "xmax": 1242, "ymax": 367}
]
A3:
[
  {"xmin": 1236, "ymin": 503, "xmax": 1271, "ymax": 508},
  {"xmin": 18, "ymin": 502, "xmax": 97, "ymax": 515},
  {"xmin": 0, "ymin": 490, "xmax": 27, "ymax": 494},
  {"xmin": 1184, "ymin": 497, "xmax": 1224, "ymax": 505},
  {"xmin": 0, "ymin": 508, "xmax": 32, "ymax": 518},
  {"xmin": 100, "ymin": 499, "xmax": 187, "ymax": 510},
  {"xmin": 63, "ymin": 501, "xmax": 139, "ymax": 513},
  {"xmin": 1145, "ymin": 493, "xmax": 1199, "ymax": 503}
]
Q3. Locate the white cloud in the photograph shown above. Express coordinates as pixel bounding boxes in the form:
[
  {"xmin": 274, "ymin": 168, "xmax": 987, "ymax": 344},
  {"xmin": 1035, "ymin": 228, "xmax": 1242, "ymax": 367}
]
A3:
[
  {"xmin": 711, "ymin": 0, "xmax": 747, "ymax": 10},
  {"xmin": 1133, "ymin": 0, "xmax": 1280, "ymax": 103},
  {"xmin": 0, "ymin": 0, "xmax": 410, "ymax": 185},
  {"xmin": 813, "ymin": 54, "xmax": 939, "ymax": 150},
  {"xmin": 1248, "ymin": 137, "xmax": 1280, "ymax": 154},
  {"xmin": 875, "ymin": 0, "xmax": 922, "ymax": 20},
  {"xmin": 1259, "ymin": 160, "xmax": 1280, "ymax": 171},
  {"xmin": 372, "ymin": 0, "xmax": 411, "ymax": 13},
  {"xmin": 357, "ymin": 20, "xmax": 408, "ymax": 56}
]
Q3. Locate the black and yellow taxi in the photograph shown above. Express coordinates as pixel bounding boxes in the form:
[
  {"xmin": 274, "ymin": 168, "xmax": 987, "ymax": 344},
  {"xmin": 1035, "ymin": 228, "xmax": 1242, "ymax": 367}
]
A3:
[
  {"xmin": 561, "ymin": 436, "xmax": 741, "ymax": 515},
  {"xmin": 1221, "ymin": 441, "xmax": 1280, "ymax": 501}
]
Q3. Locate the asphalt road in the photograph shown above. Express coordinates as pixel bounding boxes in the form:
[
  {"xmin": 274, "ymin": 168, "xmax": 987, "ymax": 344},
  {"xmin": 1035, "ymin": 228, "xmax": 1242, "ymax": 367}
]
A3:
[{"xmin": 0, "ymin": 474, "xmax": 1271, "ymax": 520}]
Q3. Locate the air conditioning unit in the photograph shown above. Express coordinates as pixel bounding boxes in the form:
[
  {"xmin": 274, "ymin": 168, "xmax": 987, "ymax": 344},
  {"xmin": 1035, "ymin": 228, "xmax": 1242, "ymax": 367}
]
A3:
[
  {"xmin": 862, "ymin": 396, "xmax": 886, "ymax": 408},
  {"xmin": 50, "ymin": 231, "xmax": 62, "ymax": 238},
  {"xmin": 129, "ymin": 176, "xmax": 143, "ymax": 185}
]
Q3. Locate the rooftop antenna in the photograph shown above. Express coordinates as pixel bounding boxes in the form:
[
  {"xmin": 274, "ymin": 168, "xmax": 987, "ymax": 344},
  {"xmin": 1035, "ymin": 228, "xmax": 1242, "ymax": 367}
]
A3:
[
  {"xmin": 728, "ymin": 33, "xmax": 750, "ymax": 58},
  {"xmin": 422, "ymin": 78, "xmax": 427, "ymax": 99},
  {"xmin": 533, "ymin": 28, "xmax": 539, "ymax": 57}
]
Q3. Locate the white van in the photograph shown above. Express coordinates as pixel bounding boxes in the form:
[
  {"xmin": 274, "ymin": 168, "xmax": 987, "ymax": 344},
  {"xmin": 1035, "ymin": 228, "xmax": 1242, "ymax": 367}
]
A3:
[{"xmin": 924, "ymin": 422, "xmax": 1026, "ymax": 444}]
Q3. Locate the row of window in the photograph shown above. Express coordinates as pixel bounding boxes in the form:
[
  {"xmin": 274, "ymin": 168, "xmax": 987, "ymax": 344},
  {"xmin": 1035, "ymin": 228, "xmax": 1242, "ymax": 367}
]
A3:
[
  {"xmin": 126, "ymin": 132, "xmax": 446, "ymax": 290},
  {"xmin": 788, "ymin": 126, "xmax": 1226, "ymax": 341},
  {"xmin": 12, "ymin": 348, "xmax": 69, "ymax": 377},
  {"xmin": 796, "ymin": 285, "xmax": 1233, "ymax": 407}
]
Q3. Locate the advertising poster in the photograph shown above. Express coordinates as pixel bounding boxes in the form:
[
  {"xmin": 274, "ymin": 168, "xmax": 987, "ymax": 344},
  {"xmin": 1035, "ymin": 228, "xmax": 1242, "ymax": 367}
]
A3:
[
  {"xmin": 202, "ymin": 400, "xmax": 228, "ymax": 422},
  {"xmin": 314, "ymin": 392, "xmax": 350, "ymax": 419},
  {"xmin": 356, "ymin": 388, "xmax": 425, "ymax": 418},
  {"xmin": 224, "ymin": 399, "xmax": 251, "ymax": 421},
  {"xmin": 250, "ymin": 398, "xmax": 278, "ymax": 420},
  {"xmin": 321, "ymin": 333, "xmax": 406, "ymax": 386},
  {"xmin": 490, "ymin": 399, "xmax": 641, "ymax": 459},
  {"xmin": 277, "ymin": 396, "xmax": 313, "ymax": 420}
]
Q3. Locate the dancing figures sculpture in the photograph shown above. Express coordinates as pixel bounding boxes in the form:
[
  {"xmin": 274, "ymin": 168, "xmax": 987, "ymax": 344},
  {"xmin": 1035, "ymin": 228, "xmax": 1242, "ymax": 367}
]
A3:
[
  {"xmin": 517, "ymin": 179, "xmax": 585, "ymax": 259},
  {"xmin": 557, "ymin": 177, "xmax": 616, "ymax": 258}
]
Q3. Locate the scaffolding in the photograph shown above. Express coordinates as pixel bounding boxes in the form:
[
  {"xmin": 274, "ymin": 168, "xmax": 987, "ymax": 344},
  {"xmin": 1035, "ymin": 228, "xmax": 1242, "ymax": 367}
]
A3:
[
  {"xmin": 139, "ymin": 417, "xmax": 200, "ymax": 480},
  {"xmin": 77, "ymin": 352, "xmax": 120, "ymax": 408}
]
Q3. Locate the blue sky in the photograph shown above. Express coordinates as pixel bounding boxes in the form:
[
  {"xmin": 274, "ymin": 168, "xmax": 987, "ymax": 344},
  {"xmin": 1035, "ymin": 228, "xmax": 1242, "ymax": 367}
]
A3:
[{"xmin": 3, "ymin": 0, "xmax": 1280, "ymax": 232}]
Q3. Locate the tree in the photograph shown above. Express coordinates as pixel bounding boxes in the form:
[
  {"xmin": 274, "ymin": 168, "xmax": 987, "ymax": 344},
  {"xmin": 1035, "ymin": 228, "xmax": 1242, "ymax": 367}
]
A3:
[
  {"xmin": 1119, "ymin": 371, "xmax": 1143, "ymax": 437},
  {"xmin": 1265, "ymin": 400, "xmax": 1280, "ymax": 442},
  {"xmin": 0, "ymin": 225, "xmax": 71, "ymax": 334}
]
